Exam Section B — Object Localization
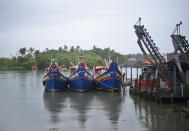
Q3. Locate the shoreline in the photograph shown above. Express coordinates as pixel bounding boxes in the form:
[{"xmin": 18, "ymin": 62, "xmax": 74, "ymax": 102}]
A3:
[{"xmin": 0, "ymin": 67, "xmax": 44, "ymax": 71}]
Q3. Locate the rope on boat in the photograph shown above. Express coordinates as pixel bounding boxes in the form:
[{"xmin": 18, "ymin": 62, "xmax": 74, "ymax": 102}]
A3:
[{"xmin": 95, "ymin": 79, "xmax": 115, "ymax": 89}]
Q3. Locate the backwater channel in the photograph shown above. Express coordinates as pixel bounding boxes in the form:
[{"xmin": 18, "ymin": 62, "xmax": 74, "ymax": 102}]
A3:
[{"xmin": 0, "ymin": 70, "xmax": 189, "ymax": 131}]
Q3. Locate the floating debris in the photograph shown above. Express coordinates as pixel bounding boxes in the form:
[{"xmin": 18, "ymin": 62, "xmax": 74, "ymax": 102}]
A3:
[{"xmin": 49, "ymin": 128, "xmax": 59, "ymax": 131}]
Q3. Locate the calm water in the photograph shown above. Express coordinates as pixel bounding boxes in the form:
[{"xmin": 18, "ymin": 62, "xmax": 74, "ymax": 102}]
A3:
[{"xmin": 0, "ymin": 70, "xmax": 189, "ymax": 131}]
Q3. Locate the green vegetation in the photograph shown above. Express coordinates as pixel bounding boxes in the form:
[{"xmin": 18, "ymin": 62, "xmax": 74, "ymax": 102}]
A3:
[
  {"xmin": 137, "ymin": 115, "xmax": 148, "ymax": 125},
  {"xmin": 0, "ymin": 45, "xmax": 143, "ymax": 70},
  {"xmin": 49, "ymin": 128, "xmax": 59, "ymax": 131},
  {"xmin": 137, "ymin": 115, "xmax": 147, "ymax": 120}
]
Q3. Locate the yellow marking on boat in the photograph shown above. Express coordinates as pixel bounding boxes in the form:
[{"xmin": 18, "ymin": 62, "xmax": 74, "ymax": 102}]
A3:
[
  {"xmin": 117, "ymin": 74, "xmax": 122, "ymax": 79},
  {"xmin": 97, "ymin": 74, "xmax": 108, "ymax": 81}
]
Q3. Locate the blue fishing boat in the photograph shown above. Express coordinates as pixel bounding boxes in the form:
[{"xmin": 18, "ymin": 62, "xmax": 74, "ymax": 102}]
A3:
[
  {"xmin": 95, "ymin": 61, "xmax": 123, "ymax": 91},
  {"xmin": 42, "ymin": 61, "xmax": 68, "ymax": 91},
  {"xmin": 69, "ymin": 58, "xmax": 94, "ymax": 92}
]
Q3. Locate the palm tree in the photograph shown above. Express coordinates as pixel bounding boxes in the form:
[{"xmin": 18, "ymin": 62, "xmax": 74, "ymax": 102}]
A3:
[
  {"xmin": 64, "ymin": 45, "xmax": 68, "ymax": 51},
  {"xmin": 59, "ymin": 47, "xmax": 63, "ymax": 51},
  {"xmin": 70, "ymin": 46, "xmax": 75, "ymax": 52},
  {"xmin": 93, "ymin": 45, "xmax": 96, "ymax": 49},
  {"xmin": 76, "ymin": 45, "xmax": 80, "ymax": 51},
  {"xmin": 19, "ymin": 47, "xmax": 26, "ymax": 56},
  {"xmin": 34, "ymin": 50, "xmax": 40, "ymax": 57},
  {"xmin": 28, "ymin": 47, "xmax": 34, "ymax": 55}
]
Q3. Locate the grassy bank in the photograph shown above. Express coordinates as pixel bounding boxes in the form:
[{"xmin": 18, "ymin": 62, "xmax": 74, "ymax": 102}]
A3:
[{"xmin": 0, "ymin": 66, "xmax": 26, "ymax": 71}]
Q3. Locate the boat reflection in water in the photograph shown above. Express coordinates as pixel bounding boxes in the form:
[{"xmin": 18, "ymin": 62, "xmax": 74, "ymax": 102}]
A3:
[
  {"xmin": 95, "ymin": 91, "xmax": 124, "ymax": 128},
  {"xmin": 43, "ymin": 91, "xmax": 68, "ymax": 123},
  {"xmin": 131, "ymin": 96, "xmax": 189, "ymax": 131},
  {"xmin": 68, "ymin": 91, "xmax": 95, "ymax": 128},
  {"xmin": 43, "ymin": 90, "xmax": 125, "ymax": 129}
]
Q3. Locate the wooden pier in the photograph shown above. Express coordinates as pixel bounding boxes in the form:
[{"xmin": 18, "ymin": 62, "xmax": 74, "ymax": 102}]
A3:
[{"xmin": 127, "ymin": 18, "xmax": 189, "ymax": 104}]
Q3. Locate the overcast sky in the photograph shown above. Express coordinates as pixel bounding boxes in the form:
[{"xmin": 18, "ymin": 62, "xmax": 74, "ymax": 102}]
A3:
[{"xmin": 0, "ymin": 0, "xmax": 189, "ymax": 57}]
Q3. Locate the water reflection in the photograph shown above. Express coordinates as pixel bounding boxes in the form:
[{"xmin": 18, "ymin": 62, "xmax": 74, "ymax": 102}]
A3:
[
  {"xmin": 69, "ymin": 91, "xmax": 95, "ymax": 128},
  {"xmin": 95, "ymin": 91, "xmax": 124, "ymax": 129},
  {"xmin": 43, "ymin": 91, "xmax": 68, "ymax": 123},
  {"xmin": 1, "ymin": 70, "xmax": 189, "ymax": 131},
  {"xmin": 43, "ymin": 90, "xmax": 125, "ymax": 129},
  {"xmin": 132, "ymin": 96, "xmax": 189, "ymax": 131}
]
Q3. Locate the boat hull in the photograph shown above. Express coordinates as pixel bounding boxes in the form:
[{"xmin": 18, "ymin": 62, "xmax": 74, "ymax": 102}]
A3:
[
  {"xmin": 69, "ymin": 78, "xmax": 93, "ymax": 92},
  {"xmin": 44, "ymin": 79, "xmax": 68, "ymax": 92},
  {"xmin": 95, "ymin": 61, "xmax": 122, "ymax": 92},
  {"xmin": 69, "ymin": 61, "xmax": 94, "ymax": 92},
  {"xmin": 97, "ymin": 78, "xmax": 122, "ymax": 91}
]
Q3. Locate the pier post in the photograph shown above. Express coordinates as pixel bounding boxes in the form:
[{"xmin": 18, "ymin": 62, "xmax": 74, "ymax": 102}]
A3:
[
  {"xmin": 150, "ymin": 71, "xmax": 156, "ymax": 99},
  {"xmin": 151, "ymin": 72, "xmax": 155, "ymax": 91},
  {"xmin": 139, "ymin": 75, "xmax": 142, "ymax": 94},
  {"xmin": 145, "ymin": 75, "xmax": 148, "ymax": 91},
  {"xmin": 122, "ymin": 73, "xmax": 125, "ymax": 83},
  {"xmin": 156, "ymin": 71, "xmax": 160, "ymax": 102},
  {"xmin": 136, "ymin": 68, "xmax": 138, "ymax": 80},
  {"xmin": 145, "ymin": 74, "xmax": 150, "ymax": 98},
  {"xmin": 173, "ymin": 63, "xmax": 177, "ymax": 95},
  {"xmin": 126, "ymin": 67, "xmax": 127, "ymax": 82},
  {"xmin": 131, "ymin": 67, "xmax": 133, "ymax": 82}
]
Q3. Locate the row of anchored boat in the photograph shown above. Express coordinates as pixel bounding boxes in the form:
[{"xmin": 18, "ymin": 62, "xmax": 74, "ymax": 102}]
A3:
[{"xmin": 42, "ymin": 57, "xmax": 123, "ymax": 92}]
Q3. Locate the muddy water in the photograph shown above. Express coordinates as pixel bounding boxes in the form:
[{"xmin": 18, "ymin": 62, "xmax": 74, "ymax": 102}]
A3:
[{"xmin": 0, "ymin": 70, "xmax": 189, "ymax": 131}]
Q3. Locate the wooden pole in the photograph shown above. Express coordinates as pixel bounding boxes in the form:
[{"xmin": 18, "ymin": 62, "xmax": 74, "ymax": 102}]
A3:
[
  {"xmin": 151, "ymin": 71, "xmax": 156, "ymax": 91},
  {"xmin": 156, "ymin": 69, "xmax": 160, "ymax": 94},
  {"xmin": 139, "ymin": 75, "xmax": 142, "ymax": 93},
  {"xmin": 155, "ymin": 70, "xmax": 160, "ymax": 103},
  {"xmin": 136, "ymin": 68, "xmax": 138, "ymax": 80},
  {"xmin": 173, "ymin": 63, "xmax": 177, "ymax": 94},
  {"xmin": 126, "ymin": 67, "xmax": 127, "ymax": 82},
  {"xmin": 131, "ymin": 67, "xmax": 133, "ymax": 82},
  {"xmin": 145, "ymin": 74, "xmax": 148, "ymax": 91}
]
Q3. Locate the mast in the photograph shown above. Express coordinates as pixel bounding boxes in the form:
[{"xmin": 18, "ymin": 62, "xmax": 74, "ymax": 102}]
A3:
[{"xmin": 108, "ymin": 47, "xmax": 110, "ymax": 64}]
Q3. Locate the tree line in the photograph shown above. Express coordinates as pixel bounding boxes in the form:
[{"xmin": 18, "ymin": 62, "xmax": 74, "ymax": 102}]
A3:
[{"xmin": 0, "ymin": 45, "xmax": 143, "ymax": 70}]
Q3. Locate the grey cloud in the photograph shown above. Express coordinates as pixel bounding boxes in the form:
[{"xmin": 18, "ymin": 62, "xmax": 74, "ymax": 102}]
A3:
[{"xmin": 0, "ymin": 0, "xmax": 189, "ymax": 57}]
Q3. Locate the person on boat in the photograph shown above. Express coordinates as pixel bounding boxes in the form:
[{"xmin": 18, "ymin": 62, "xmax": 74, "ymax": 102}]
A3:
[
  {"xmin": 95, "ymin": 69, "xmax": 101, "ymax": 78},
  {"xmin": 45, "ymin": 68, "xmax": 49, "ymax": 74}
]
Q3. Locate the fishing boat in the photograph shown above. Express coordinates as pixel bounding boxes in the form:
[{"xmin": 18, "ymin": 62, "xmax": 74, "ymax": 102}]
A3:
[
  {"xmin": 95, "ymin": 61, "xmax": 123, "ymax": 91},
  {"xmin": 42, "ymin": 61, "xmax": 68, "ymax": 91},
  {"xmin": 69, "ymin": 56, "xmax": 94, "ymax": 92}
]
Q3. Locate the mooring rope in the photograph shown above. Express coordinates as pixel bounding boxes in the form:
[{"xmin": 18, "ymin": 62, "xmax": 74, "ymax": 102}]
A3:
[{"xmin": 95, "ymin": 79, "xmax": 115, "ymax": 89}]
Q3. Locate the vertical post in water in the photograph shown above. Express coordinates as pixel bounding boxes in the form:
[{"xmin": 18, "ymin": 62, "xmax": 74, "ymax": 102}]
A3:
[
  {"xmin": 173, "ymin": 63, "xmax": 177, "ymax": 95},
  {"xmin": 131, "ymin": 67, "xmax": 133, "ymax": 82},
  {"xmin": 154, "ymin": 70, "xmax": 160, "ymax": 103},
  {"xmin": 156, "ymin": 70, "xmax": 160, "ymax": 96},
  {"xmin": 136, "ymin": 67, "xmax": 138, "ymax": 80},
  {"xmin": 126, "ymin": 67, "xmax": 127, "ymax": 82},
  {"xmin": 145, "ymin": 74, "xmax": 148, "ymax": 93},
  {"xmin": 173, "ymin": 64, "xmax": 178, "ymax": 93},
  {"xmin": 151, "ymin": 71, "xmax": 156, "ymax": 92},
  {"xmin": 139, "ymin": 74, "xmax": 142, "ymax": 93}
]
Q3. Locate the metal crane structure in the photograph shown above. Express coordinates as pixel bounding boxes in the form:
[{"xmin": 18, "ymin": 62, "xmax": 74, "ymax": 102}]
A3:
[
  {"xmin": 133, "ymin": 18, "xmax": 173, "ymax": 97},
  {"xmin": 171, "ymin": 22, "xmax": 189, "ymax": 91}
]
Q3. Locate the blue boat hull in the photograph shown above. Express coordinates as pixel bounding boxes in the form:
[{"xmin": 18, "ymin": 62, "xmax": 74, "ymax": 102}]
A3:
[
  {"xmin": 69, "ymin": 61, "xmax": 94, "ymax": 92},
  {"xmin": 95, "ymin": 61, "xmax": 122, "ymax": 91},
  {"xmin": 97, "ymin": 78, "xmax": 121, "ymax": 91},
  {"xmin": 69, "ymin": 78, "xmax": 93, "ymax": 92},
  {"xmin": 44, "ymin": 79, "xmax": 68, "ymax": 91}
]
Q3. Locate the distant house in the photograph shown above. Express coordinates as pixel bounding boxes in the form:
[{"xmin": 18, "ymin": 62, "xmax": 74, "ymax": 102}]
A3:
[{"xmin": 128, "ymin": 57, "xmax": 137, "ymax": 61}]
